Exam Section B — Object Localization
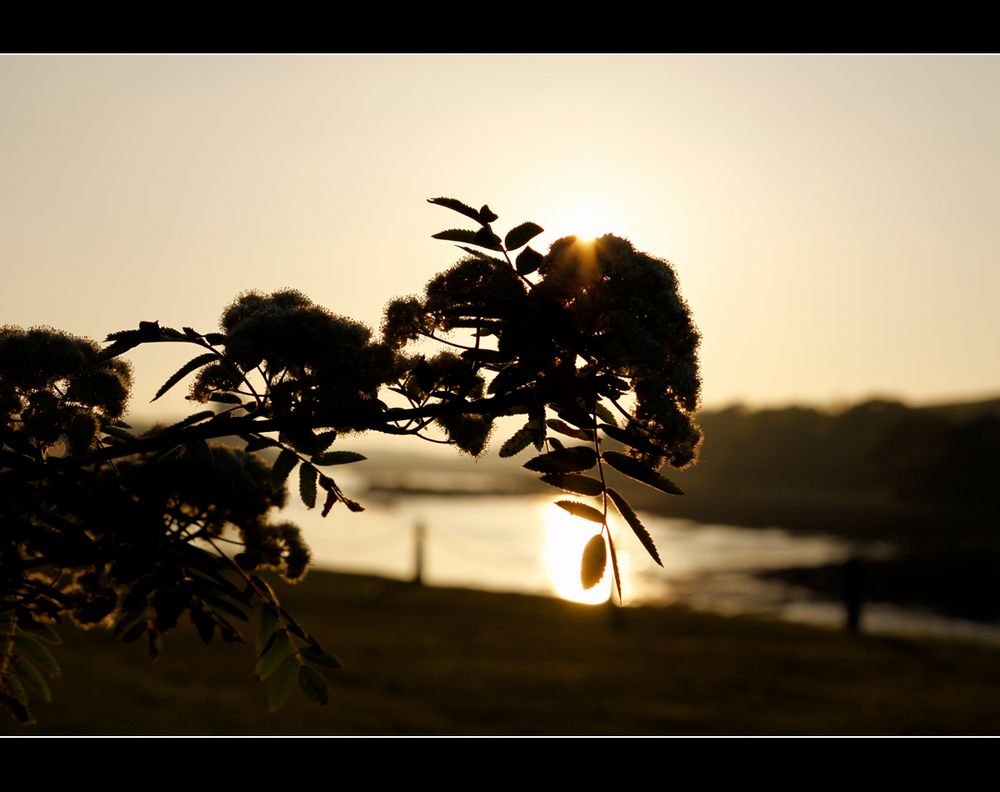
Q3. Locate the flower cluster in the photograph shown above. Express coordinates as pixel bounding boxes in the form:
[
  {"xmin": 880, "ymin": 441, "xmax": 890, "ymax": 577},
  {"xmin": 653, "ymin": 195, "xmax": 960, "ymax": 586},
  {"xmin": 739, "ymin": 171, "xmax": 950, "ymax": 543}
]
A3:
[
  {"xmin": 194, "ymin": 289, "xmax": 397, "ymax": 433},
  {"xmin": 0, "ymin": 325, "xmax": 131, "ymax": 455}
]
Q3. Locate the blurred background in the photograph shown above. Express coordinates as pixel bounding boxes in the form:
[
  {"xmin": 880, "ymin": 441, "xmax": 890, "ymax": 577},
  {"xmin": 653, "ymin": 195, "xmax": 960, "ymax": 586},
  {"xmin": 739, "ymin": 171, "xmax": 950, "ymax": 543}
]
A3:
[{"xmin": 2, "ymin": 54, "xmax": 999, "ymax": 734}]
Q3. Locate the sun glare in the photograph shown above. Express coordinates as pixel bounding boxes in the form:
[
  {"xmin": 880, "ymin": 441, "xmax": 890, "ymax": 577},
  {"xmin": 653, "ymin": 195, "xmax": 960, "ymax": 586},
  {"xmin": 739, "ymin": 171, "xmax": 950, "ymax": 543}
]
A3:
[
  {"xmin": 541, "ymin": 502, "xmax": 612, "ymax": 605},
  {"xmin": 545, "ymin": 199, "xmax": 624, "ymax": 243}
]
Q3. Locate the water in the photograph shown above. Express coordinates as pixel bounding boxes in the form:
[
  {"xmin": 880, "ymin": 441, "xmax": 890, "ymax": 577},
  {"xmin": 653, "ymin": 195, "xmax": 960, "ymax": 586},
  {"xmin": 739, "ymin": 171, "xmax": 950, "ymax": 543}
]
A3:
[{"xmin": 280, "ymin": 488, "xmax": 1000, "ymax": 644}]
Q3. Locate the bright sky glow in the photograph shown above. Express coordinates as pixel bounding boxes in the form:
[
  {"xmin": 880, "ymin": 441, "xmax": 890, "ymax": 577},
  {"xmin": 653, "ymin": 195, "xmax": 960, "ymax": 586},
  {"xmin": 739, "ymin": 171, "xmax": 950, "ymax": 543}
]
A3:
[{"xmin": 3, "ymin": 54, "xmax": 999, "ymax": 421}]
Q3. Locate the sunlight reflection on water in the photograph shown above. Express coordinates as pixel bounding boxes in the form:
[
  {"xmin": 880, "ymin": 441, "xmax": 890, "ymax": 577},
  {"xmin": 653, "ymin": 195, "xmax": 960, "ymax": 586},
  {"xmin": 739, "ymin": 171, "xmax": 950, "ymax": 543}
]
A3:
[{"xmin": 286, "ymin": 493, "xmax": 853, "ymax": 610}]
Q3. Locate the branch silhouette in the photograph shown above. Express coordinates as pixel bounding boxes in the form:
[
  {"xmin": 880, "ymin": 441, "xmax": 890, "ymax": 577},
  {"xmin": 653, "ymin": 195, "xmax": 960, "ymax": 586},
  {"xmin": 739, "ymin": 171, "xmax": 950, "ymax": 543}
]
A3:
[{"xmin": 0, "ymin": 198, "xmax": 701, "ymax": 723}]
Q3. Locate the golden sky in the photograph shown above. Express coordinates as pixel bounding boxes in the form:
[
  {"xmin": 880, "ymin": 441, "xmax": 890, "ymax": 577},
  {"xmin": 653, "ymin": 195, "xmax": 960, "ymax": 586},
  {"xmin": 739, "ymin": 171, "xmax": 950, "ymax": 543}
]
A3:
[{"xmin": 3, "ymin": 54, "xmax": 999, "ymax": 420}]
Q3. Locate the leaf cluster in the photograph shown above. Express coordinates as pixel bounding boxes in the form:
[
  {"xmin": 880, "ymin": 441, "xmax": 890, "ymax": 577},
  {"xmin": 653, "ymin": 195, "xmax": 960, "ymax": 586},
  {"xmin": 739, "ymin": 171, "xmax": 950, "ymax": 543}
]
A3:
[{"xmin": 0, "ymin": 196, "xmax": 701, "ymax": 723}]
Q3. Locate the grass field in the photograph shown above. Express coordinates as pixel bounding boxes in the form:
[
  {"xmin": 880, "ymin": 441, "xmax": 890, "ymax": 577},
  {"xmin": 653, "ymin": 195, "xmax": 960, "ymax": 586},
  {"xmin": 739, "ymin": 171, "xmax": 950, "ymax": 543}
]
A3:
[{"xmin": 5, "ymin": 570, "xmax": 1000, "ymax": 736}]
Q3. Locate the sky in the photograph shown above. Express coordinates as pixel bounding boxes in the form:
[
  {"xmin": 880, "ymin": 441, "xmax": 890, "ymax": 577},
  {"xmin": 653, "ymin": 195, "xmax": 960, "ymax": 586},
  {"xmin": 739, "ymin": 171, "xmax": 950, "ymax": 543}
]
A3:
[{"xmin": 2, "ymin": 54, "xmax": 999, "ymax": 424}]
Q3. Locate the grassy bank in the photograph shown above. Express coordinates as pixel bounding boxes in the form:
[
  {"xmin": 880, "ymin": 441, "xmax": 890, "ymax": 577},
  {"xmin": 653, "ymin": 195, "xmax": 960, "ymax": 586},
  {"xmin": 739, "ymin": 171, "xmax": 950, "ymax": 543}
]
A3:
[{"xmin": 5, "ymin": 571, "xmax": 1000, "ymax": 736}]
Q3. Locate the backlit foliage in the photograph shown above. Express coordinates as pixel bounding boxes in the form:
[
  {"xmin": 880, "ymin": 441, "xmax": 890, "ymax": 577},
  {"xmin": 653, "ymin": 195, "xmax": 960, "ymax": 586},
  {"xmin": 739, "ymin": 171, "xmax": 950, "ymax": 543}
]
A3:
[{"xmin": 0, "ymin": 198, "xmax": 700, "ymax": 723}]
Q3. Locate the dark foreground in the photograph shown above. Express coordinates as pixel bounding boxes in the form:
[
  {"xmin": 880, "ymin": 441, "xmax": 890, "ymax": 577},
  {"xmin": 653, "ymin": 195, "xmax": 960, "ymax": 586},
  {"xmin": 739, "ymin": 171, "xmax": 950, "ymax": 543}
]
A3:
[{"xmin": 5, "ymin": 571, "xmax": 1000, "ymax": 736}]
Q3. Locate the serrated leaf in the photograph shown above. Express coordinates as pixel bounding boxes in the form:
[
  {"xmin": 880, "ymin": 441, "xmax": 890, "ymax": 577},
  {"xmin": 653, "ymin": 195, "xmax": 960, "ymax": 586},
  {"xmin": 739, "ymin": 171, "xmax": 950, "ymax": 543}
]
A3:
[
  {"xmin": 504, "ymin": 222, "xmax": 544, "ymax": 251},
  {"xmin": 499, "ymin": 422, "xmax": 534, "ymax": 458},
  {"xmin": 299, "ymin": 463, "xmax": 317, "ymax": 509},
  {"xmin": 515, "ymin": 246, "xmax": 544, "ymax": 275},
  {"xmin": 524, "ymin": 446, "xmax": 597, "ymax": 474},
  {"xmin": 433, "ymin": 228, "xmax": 479, "ymax": 245},
  {"xmin": 298, "ymin": 665, "xmax": 329, "ymax": 705},
  {"xmin": 12, "ymin": 656, "xmax": 51, "ymax": 703},
  {"xmin": 312, "ymin": 451, "xmax": 367, "ymax": 466},
  {"xmin": 607, "ymin": 488, "xmax": 662, "ymax": 566},
  {"xmin": 13, "ymin": 634, "xmax": 59, "ymax": 678},
  {"xmin": 479, "ymin": 204, "xmax": 499, "ymax": 223},
  {"xmin": 301, "ymin": 643, "xmax": 343, "ymax": 669},
  {"xmin": 602, "ymin": 451, "xmax": 684, "ymax": 495},
  {"xmin": 161, "ymin": 410, "xmax": 215, "ymax": 434},
  {"xmin": 203, "ymin": 333, "xmax": 226, "ymax": 345},
  {"xmin": 546, "ymin": 418, "xmax": 592, "ymax": 441},
  {"xmin": 428, "ymin": 197, "xmax": 484, "ymax": 224},
  {"xmin": 581, "ymin": 534, "xmax": 607, "ymax": 590},
  {"xmin": 271, "ymin": 449, "xmax": 299, "ymax": 491},
  {"xmin": 255, "ymin": 605, "xmax": 279, "ymax": 653},
  {"xmin": 555, "ymin": 500, "xmax": 605, "ymax": 524},
  {"xmin": 267, "ymin": 655, "xmax": 300, "ymax": 713},
  {"xmin": 256, "ymin": 631, "xmax": 293, "ymax": 681},
  {"xmin": 474, "ymin": 227, "xmax": 504, "ymax": 251},
  {"xmin": 208, "ymin": 392, "xmax": 243, "ymax": 404},
  {"xmin": 539, "ymin": 473, "xmax": 605, "ymax": 497},
  {"xmin": 151, "ymin": 352, "xmax": 217, "ymax": 402}
]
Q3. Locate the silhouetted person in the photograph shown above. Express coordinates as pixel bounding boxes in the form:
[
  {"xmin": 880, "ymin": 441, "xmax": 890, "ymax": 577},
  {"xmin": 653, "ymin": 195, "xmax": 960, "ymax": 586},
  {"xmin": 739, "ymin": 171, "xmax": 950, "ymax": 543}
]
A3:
[{"xmin": 413, "ymin": 520, "xmax": 426, "ymax": 586}]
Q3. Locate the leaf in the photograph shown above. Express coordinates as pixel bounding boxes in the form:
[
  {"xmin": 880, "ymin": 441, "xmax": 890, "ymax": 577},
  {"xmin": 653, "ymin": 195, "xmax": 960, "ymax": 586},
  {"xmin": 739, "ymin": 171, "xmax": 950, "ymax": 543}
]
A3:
[
  {"xmin": 208, "ymin": 392, "xmax": 243, "ymax": 404},
  {"xmin": 256, "ymin": 605, "xmax": 279, "ymax": 653},
  {"xmin": 599, "ymin": 424, "xmax": 660, "ymax": 456},
  {"xmin": 312, "ymin": 451, "xmax": 367, "ymax": 466},
  {"xmin": 427, "ymin": 197, "xmax": 485, "ymax": 224},
  {"xmin": 524, "ymin": 446, "xmax": 597, "ymax": 474},
  {"xmin": 594, "ymin": 402, "xmax": 618, "ymax": 427},
  {"xmin": 298, "ymin": 665, "xmax": 329, "ymax": 705},
  {"xmin": 12, "ymin": 656, "xmax": 51, "ymax": 703},
  {"xmin": 189, "ymin": 606, "xmax": 216, "ymax": 644},
  {"xmin": 21, "ymin": 621, "xmax": 62, "ymax": 645},
  {"xmin": 267, "ymin": 656, "xmax": 299, "ymax": 713},
  {"xmin": 13, "ymin": 634, "xmax": 60, "ymax": 677},
  {"xmin": 243, "ymin": 435, "xmax": 279, "ymax": 454},
  {"xmin": 100, "ymin": 424, "xmax": 137, "ymax": 443},
  {"xmin": 479, "ymin": 204, "xmax": 499, "ymax": 223},
  {"xmin": 298, "ymin": 463, "xmax": 317, "ymax": 509},
  {"xmin": 539, "ymin": 473, "xmax": 605, "ymax": 497},
  {"xmin": 301, "ymin": 643, "xmax": 343, "ymax": 670},
  {"xmin": 432, "ymin": 228, "xmax": 479, "ymax": 245},
  {"xmin": 515, "ymin": 246, "xmax": 543, "ymax": 275},
  {"xmin": 606, "ymin": 530, "xmax": 623, "ymax": 603},
  {"xmin": 581, "ymin": 534, "xmax": 607, "ymax": 590},
  {"xmin": 555, "ymin": 500, "xmax": 605, "ymax": 524},
  {"xmin": 271, "ymin": 449, "xmax": 299, "ymax": 491},
  {"xmin": 504, "ymin": 222, "xmax": 544, "ymax": 251},
  {"xmin": 151, "ymin": 352, "xmax": 217, "ymax": 402},
  {"xmin": 98, "ymin": 338, "xmax": 141, "ymax": 362},
  {"xmin": 321, "ymin": 490, "xmax": 337, "ymax": 518},
  {"xmin": 602, "ymin": 451, "xmax": 684, "ymax": 495},
  {"xmin": 256, "ymin": 631, "xmax": 293, "ymax": 681},
  {"xmin": 546, "ymin": 418, "xmax": 592, "ymax": 441},
  {"xmin": 607, "ymin": 488, "xmax": 662, "ymax": 566},
  {"xmin": 160, "ymin": 410, "xmax": 215, "ymax": 434},
  {"xmin": 499, "ymin": 421, "xmax": 534, "ymax": 458},
  {"xmin": 5, "ymin": 673, "xmax": 29, "ymax": 707},
  {"xmin": 473, "ymin": 227, "xmax": 504, "ymax": 251}
]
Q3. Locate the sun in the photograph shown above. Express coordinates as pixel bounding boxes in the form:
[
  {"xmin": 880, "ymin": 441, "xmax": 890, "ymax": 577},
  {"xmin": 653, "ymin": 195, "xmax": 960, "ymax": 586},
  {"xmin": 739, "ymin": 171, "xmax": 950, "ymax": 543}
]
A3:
[
  {"xmin": 545, "ymin": 199, "xmax": 623, "ymax": 243},
  {"xmin": 540, "ymin": 502, "xmax": 612, "ymax": 605}
]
